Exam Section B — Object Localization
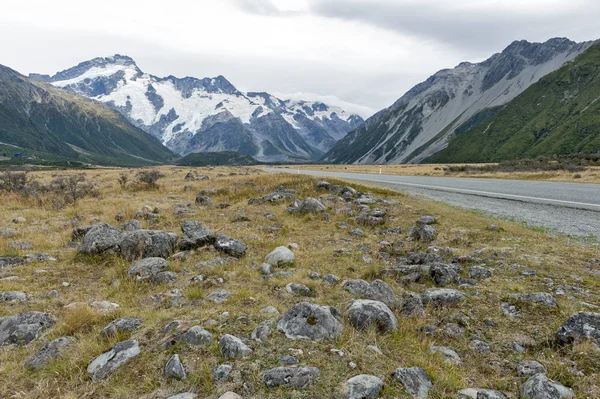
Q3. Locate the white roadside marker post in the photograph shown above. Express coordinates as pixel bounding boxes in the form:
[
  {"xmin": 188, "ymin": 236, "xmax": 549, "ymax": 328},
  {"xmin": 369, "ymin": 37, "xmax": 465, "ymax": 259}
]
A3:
[{"xmin": 379, "ymin": 166, "xmax": 382, "ymax": 175}]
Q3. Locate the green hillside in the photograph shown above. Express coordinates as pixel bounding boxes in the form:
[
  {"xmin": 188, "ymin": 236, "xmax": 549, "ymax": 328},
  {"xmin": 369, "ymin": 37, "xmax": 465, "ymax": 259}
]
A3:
[
  {"xmin": 430, "ymin": 42, "xmax": 600, "ymax": 163},
  {"xmin": 0, "ymin": 65, "xmax": 174, "ymax": 166},
  {"xmin": 176, "ymin": 151, "xmax": 260, "ymax": 166}
]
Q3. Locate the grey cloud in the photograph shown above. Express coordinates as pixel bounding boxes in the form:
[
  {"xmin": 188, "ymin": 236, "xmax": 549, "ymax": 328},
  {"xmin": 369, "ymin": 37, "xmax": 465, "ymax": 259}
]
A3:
[
  {"xmin": 310, "ymin": 0, "xmax": 600, "ymax": 53},
  {"xmin": 230, "ymin": 0, "xmax": 281, "ymax": 16}
]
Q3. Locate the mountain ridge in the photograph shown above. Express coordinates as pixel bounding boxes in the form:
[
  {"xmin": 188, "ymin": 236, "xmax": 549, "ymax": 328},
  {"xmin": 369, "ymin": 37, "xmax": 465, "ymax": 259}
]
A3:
[
  {"xmin": 32, "ymin": 56, "xmax": 364, "ymax": 162},
  {"xmin": 323, "ymin": 37, "xmax": 596, "ymax": 164}
]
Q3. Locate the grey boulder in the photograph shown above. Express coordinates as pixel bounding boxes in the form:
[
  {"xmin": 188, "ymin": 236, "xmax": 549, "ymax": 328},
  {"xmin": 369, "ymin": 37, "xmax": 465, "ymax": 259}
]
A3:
[
  {"xmin": 422, "ymin": 289, "xmax": 465, "ymax": 307},
  {"xmin": 23, "ymin": 336, "xmax": 76, "ymax": 370},
  {"xmin": 219, "ymin": 334, "xmax": 252, "ymax": 359},
  {"xmin": 556, "ymin": 312, "xmax": 600, "ymax": 345},
  {"xmin": 468, "ymin": 266, "xmax": 492, "ymax": 280},
  {"xmin": 265, "ymin": 246, "xmax": 295, "ymax": 266},
  {"xmin": 517, "ymin": 360, "xmax": 547, "ymax": 377},
  {"xmin": 100, "ymin": 317, "xmax": 143, "ymax": 339},
  {"xmin": 409, "ymin": 224, "xmax": 437, "ymax": 242},
  {"xmin": 207, "ymin": 289, "xmax": 232, "ymax": 304},
  {"xmin": 286, "ymin": 283, "xmax": 312, "ymax": 297},
  {"xmin": 87, "ymin": 339, "xmax": 141, "ymax": 381},
  {"xmin": 262, "ymin": 366, "xmax": 320, "ymax": 389},
  {"xmin": 278, "ymin": 302, "xmax": 343, "ymax": 340},
  {"xmin": 178, "ymin": 220, "xmax": 215, "ymax": 250},
  {"xmin": 171, "ymin": 326, "xmax": 213, "ymax": 347},
  {"xmin": 79, "ymin": 224, "xmax": 123, "ymax": 255},
  {"xmin": 164, "ymin": 354, "xmax": 186, "ymax": 380},
  {"xmin": 345, "ymin": 374, "xmax": 384, "ymax": 399},
  {"xmin": 511, "ymin": 293, "xmax": 557, "ymax": 308},
  {"xmin": 343, "ymin": 279, "xmax": 400, "ymax": 308},
  {"xmin": 520, "ymin": 373, "xmax": 574, "ymax": 399},
  {"xmin": 392, "ymin": 367, "xmax": 433, "ymax": 398},
  {"xmin": 127, "ymin": 257, "xmax": 170, "ymax": 283},
  {"xmin": 120, "ymin": 229, "xmax": 178, "ymax": 261},
  {"xmin": 0, "ymin": 311, "xmax": 55, "ymax": 346},
  {"xmin": 346, "ymin": 299, "xmax": 398, "ymax": 333},
  {"xmin": 213, "ymin": 234, "xmax": 247, "ymax": 258},
  {"xmin": 0, "ymin": 291, "xmax": 27, "ymax": 302}
]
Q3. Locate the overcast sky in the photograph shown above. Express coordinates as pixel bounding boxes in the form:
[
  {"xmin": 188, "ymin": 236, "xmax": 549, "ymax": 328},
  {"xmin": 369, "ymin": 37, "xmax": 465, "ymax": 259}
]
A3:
[{"xmin": 1, "ymin": 0, "xmax": 599, "ymax": 117}]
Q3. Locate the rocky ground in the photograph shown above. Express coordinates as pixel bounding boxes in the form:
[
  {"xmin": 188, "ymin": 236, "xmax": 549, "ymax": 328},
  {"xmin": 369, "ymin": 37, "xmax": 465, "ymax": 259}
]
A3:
[{"xmin": 0, "ymin": 166, "xmax": 599, "ymax": 399}]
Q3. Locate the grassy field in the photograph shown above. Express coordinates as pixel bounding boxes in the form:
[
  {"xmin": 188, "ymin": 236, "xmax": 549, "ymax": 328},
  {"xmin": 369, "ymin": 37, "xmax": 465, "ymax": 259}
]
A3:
[
  {"xmin": 271, "ymin": 164, "xmax": 600, "ymax": 184},
  {"xmin": 0, "ymin": 166, "xmax": 599, "ymax": 398}
]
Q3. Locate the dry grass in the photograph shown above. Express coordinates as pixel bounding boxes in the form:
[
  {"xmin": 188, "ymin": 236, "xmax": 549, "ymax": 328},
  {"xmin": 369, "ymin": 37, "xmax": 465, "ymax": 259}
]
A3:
[
  {"xmin": 0, "ymin": 166, "xmax": 598, "ymax": 398},
  {"xmin": 271, "ymin": 164, "xmax": 600, "ymax": 184}
]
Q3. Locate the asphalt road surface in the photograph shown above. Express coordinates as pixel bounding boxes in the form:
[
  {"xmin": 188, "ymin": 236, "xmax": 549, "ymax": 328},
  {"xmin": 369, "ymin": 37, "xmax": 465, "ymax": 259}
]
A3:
[{"xmin": 265, "ymin": 168, "xmax": 600, "ymax": 240}]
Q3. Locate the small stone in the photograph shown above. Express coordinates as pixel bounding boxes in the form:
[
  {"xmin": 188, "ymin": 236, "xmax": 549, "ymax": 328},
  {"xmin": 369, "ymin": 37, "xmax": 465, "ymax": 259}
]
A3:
[
  {"xmin": 322, "ymin": 274, "xmax": 340, "ymax": 285},
  {"xmin": 261, "ymin": 306, "xmax": 280, "ymax": 317},
  {"xmin": 170, "ymin": 325, "xmax": 213, "ymax": 347},
  {"xmin": 417, "ymin": 216, "xmax": 437, "ymax": 225},
  {"xmin": 469, "ymin": 339, "xmax": 490, "ymax": 353},
  {"xmin": 511, "ymin": 293, "xmax": 557, "ymax": 308},
  {"xmin": 520, "ymin": 373, "xmax": 574, "ymax": 399},
  {"xmin": 277, "ymin": 302, "xmax": 343, "ymax": 341},
  {"xmin": 265, "ymin": 246, "xmax": 295, "ymax": 266},
  {"xmin": 260, "ymin": 263, "xmax": 274, "ymax": 275},
  {"xmin": 251, "ymin": 323, "xmax": 272, "ymax": 343},
  {"xmin": 430, "ymin": 346, "xmax": 461, "ymax": 365},
  {"xmin": 207, "ymin": 290, "xmax": 232, "ymax": 304},
  {"xmin": 90, "ymin": 301, "xmax": 120, "ymax": 313},
  {"xmin": 100, "ymin": 318, "xmax": 143, "ymax": 339},
  {"xmin": 409, "ymin": 224, "xmax": 437, "ymax": 242},
  {"xmin": 422, "ymin": 289, "xmax": 465, "ymax": 307},
  {"xmin": 24, "ymin": 336, "xmax": 76, "ymax": 370},
  {"xmin": 164, "ymin": 354, "xmax": 186, "ymax": 380},
  {"xmin": 279, "ymin": 355, "xmax": 299, "ymax": 365},
  {"xmin": 286, "ymin": 283, "xmax": 312, "ymax": 297},
  {"xmin": 0, "ymin": 291, "xmax": 26, "ymax": 302},
  {"xmin": 217, "ymin": 393, "xmax": 241, "ymax": 399},
  {"xmin": 469, "ymin": 266, "xmax": 492, "ymax": 280},
  {"xmin": 262, "ymin": 367, "xmax": 320, "ymax": 389},
  {"xmin": 214, "ymin": 234, "xmax": 247, "ymax": 258},
  {"xmin": 346, "ymin": 299, "xmax": 398, "ymax": 333}
]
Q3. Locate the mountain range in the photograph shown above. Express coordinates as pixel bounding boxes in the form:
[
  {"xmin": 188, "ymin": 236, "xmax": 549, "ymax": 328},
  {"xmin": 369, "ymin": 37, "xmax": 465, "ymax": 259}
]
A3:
[
  {"xmin": 0, "ymin": 64, "xmax": 173, "ymax": 166},
  {"xmin": 324, "ymin": 38, "xmax": 597, "ymax": 164},
  {"xmin": 31, "ymin": 56, "xmax": 364, "ymax": 163}
]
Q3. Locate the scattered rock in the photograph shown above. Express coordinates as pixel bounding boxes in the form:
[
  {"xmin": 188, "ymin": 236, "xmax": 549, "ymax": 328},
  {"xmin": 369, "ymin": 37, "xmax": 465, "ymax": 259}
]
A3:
[
  {"xmin": 213, "ymin": 364, "xmax": 233, "ymax": 382},
  {"xmin": 167, "ymin": 394, "xmax": 197, "ymax": 399},
  {"xmin": 127, "ymin": 257, "xmax": 172, "ymax": 284},
  {"xmin": 100, "ymin": 318, "xmax": 143, "ymax": 339},
  {"xmin": 171, "ymin": 326, "xmax": 213, "ymax": 347},
  {"xmin": 422, "ymin": 289, "xmax": 465, "ymax": 307},
  {"xmin": 469, "ymin": 339, "xmax": 490, "ymax": 353},
  {"xmin": 391, "ymin": 367, "xmax": 433, "ymax": 399},
  {"xmin": 286, "ymin": 283, "xmax": 312, "ymax": 297},
  {"xmin": 207, "ymin": 289, "xmax": 232, "ymax": 304},
  {"xmin": 219, "ymin": 334, "xmax": 252, "ymax": 359},
  {"xmin": 217, "ymin": 393, "xmax": 241, "ymax": 399},
  {"xmin": 469, "ymin": 266, "xmax": 492, "ymax": 280},
  {"xmin": 9, "ymin": 241, "xmax": 33, "ymax": 250},
  {"xmin": 178, "ymin": 220, "xmax": 215, "ymax": 250},
  {"xmin": 409, "ymin": 224, "xmax": 437, "ymax": 242},
  {"xmin": 343, "ymin": 279, "xmax": 400, "ymax": 308},
  {"xmin": 164, "ymin": 354, "xmax": 186, "ymax": 380},
  {"xmin": 122, "ymin": 219, "xmax": 142, "ymax": 231},
  {"xmin": 262, "ymin": 367, "xmax": 320, "ymax": 389},
  {"xmin": 0, "ymin": 291, "xmax": 26, "ymax": 302},
  {"xmin": 292, "ymin": 197, "xmax": 327, "ymax": 214},
  {"xmin": 279, "ymin": 355, "xmax": 299, "ymax": 365},
  {"xmin": 260, "ymin": 263, "xmax": 274, "ymax": 275},
  {"xmin": 430, "ymin": 346, "xmax": 461, "ymax": 365},
  {"xmin": 79, "ymin": 224, "xmax": 123, "ymax": 255},
  {"xmin": 556, "ymin": 312, "xmax": 600, "ymax": 345},
  {"xmin": 195, "ymin": 195, "xmax": 212, "ymax": 206},
  {"xmin": 517, "ymin": 360, "xmax": 547, "ymax": 377},
  {"xmin": 213, "ymin": 234, "xmax": 247, "ymax": 258},
  {"xmin": 322, "ymin": 274, "xmax": 340, "ymax": 285},
  {"xmin": 90, "ymin": 301, "xmax": 120, "ymax": 313},
  {"xmin": 277, "ymin": 302, "xmax": 344, "ymax": 341},
  {"xmin": 511, "ymin": 293, "xmax": 557, "ymax": 308},
  {"xmin": 265, "ymin": 246, "xmax": 295, "ymax": 266},
  {"xmin": 12, "ymin": 217, "xmax": 26, "ymax": 224},
  {"xmin": 23, "ymin": 336, "xmax": 76, "ymax": 370},
  {"xmin": 430, "ymin": 263, "xmax": 460, "ymax": 286},
  {"xmin": 346, "ymin": 299, "xmax": 398, "ymax": 333},
  {"xmin": 0, "ymin": 311, "xmax": 55, "ymax": 346},
  {"xmin": 87, "ymin": 339, "xmax": 141, "ymax": 381},
  {"xmin": 120, "ymin": 229, "xmax": 178, "ymax": 261},
  {"xmin": 0, "ymin": 228, "xmax": 18, "ymax": 238},
  {"xmin": 520, "ymin": 373, "xmax": 574, "ymax": 399},
  {"xmin": 344, "ymin": 374, "xmax": 384, "ymax": 399},
  {"xmin": 417, "ymin": 216, "xmax": 437, "ymax": 225},
  {"xmin": 457, "ymin": 388, "xmax": 507, "ymax": 399},
  {"xmin": 251, "ymin": 322, "xmax": 272, "ymax": 343}
]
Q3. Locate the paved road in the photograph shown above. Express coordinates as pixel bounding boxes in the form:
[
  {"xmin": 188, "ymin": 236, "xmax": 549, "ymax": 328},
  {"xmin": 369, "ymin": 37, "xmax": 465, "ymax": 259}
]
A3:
[{"xmin": 265, "ymin": 168, "xmax": 600, "ymax": 239}]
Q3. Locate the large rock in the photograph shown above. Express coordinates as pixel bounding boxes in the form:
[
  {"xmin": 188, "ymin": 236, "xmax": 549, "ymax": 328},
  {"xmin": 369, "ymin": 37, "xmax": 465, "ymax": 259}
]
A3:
[
  {"xmin": 409, "ymin": 224, "xmax": 437, "ymax": 243},
  {"xmin": 178, "ymin": 221, "xmax": 215, "ymax": 250},
  {"xmin": 0, "ymin": 291, "xmax": 27, "ymax": 302},
  {"xmin": 343, "ymin": 279, "xmax": 400, "ymax": 308},
  {"xmin": 520, "ymin": 373, "xmax": 574, "ymax": 399},
  {"xmin": 164, "ymin": 354, "xmax": 186, "ymax": 380},
  {"xmin": 556, "ymin": 312, "xmax": 600, "ymax": 345},
  {"xmin": 127, "ymin": 257, "xmax": 175, "ymax": 284},
  {"xmin": 213, "ymin": 234, "xmax": 247, "ymax": 258},
  {"xmin": 87, "ymin": 340, "xmax": 141, "ymax": 381},
  {"xmin": 219, "ymin": 334, "xmax": 252, "ymax": 359},
  {"xmin": 79, "ymin": 224, "xmax": 123, "ymax": 255},
  {"xmin": 468, "ymin": 266, "xmax": 492, "ymax": 280},
  {"xmin": 171, "ymin": 326, "xmax": 213, "ymax": 347},
  {"xmin": 100, "ymin": 318, "xmax": 143, "ymax": 339},
  {"xmin": 430, "ymin": 263, "xmax": 460, "ymax": 286},
  {"xmin": 277, "ymin": 302, "xmax": 344, "ymax": 341},
  {"xmin": 517, "ymin": 360, "xmax": 547, "ymax": 377},
  {"xmin": 120, "ymin": 230, "xmax": 178, "ymax": 261},
  {"xmin": 23, "ymin": 336, "xmax": 76, "ymax": 370},
  {"xmin": 207, "ymin": 289, "xmax": 232, "ymax": 304},
  {"xmin": 262, "ymin": 367, "xmax": 320, "ymax": 389},
  {"xmin": 345, "ymin": 374, "xmax": 384, "ymax": 399},
  {"xmin": 391, "ymin": 367, "xmax": 433, "ymax": 398},
  {"xmin": 422, "ymin": 289, "xmax": 465, "ymax": 307},
  {"xmin": 346, "ymin": 299, "xmax": 398, "ymax": 333},
  {"xmin": 264, "ymin": 246, "xmax": 295, "ymax": 266},
  {"xmin": 0, "ymin": 311, "xmax": 55, "ymax": 346},
  {"xmin": 292, "ymin": 197, "xmax": 327, "ymax": 214}
]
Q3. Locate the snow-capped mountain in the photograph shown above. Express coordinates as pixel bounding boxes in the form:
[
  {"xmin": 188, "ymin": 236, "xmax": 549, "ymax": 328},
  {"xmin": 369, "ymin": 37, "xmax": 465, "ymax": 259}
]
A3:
[
  {"xmin": 31, "ymin": 56, "xmax": 364, "ymax": 162},
  {"xmin": 324, "ymin": 38, "xmax": 595, "ymax": 164}
]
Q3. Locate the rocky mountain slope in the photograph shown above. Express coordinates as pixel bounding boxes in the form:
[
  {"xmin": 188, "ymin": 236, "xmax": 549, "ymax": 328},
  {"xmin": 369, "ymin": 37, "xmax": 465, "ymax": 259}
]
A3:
[
  {"xmin": 32, "ymin": 56, "xmax": 363, "ymax": 162},
  {"xmin": 430, "ymin": 42, "xmax": 600, "ymax": 162},
  {"xmin": 324, "ymin": 38, "xmax": 595, "ymax": 164},
  {"xmin": 0, "ymin": 65, "xmax": 174, "ymax": 166}
]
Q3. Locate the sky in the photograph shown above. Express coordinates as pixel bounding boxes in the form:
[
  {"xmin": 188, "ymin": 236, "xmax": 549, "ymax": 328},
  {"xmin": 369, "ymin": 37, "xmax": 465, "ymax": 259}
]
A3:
[{"xmin": 1, "ymin": 0, "xmax": 599, "ymax": 117}]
